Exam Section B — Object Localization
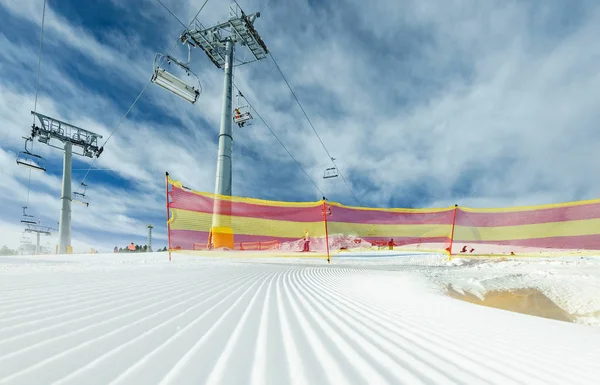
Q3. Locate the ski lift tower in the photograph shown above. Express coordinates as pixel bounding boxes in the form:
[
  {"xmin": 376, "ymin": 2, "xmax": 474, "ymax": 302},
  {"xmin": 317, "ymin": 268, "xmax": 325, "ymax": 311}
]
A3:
[
  {"xmin": 147, "ymin": 224, "xmax": 154, "ymax": 252},
  {"xmin": 24, "ymin": 223, "xmax": 54, "ymax": 255},
  {"xmin": 29, "ymin": 112, "xmax": 104, "ymax": 254},
  {"xmin": 180, "ymin": 3, "xmax": 269, "ymax": 249}
]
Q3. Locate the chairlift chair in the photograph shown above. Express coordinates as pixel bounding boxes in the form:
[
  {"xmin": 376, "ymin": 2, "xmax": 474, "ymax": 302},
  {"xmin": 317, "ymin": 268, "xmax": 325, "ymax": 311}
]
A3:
[
  {"xmin": 20, "ymin": 233, "xmax": 32, "ymax": 244},
  {"xmin": 323, "ymin": 167, "xmax": 339, "ymax": 179},
  {"xmin": 151, "ymin": 52, "xmax": 201, "ymax": 104},
  {"xmin": 233, "ymin": 92, "xmax": 253, "ymax": 128},
  {"xmin": 20, "ymin": 206, "xmax": 37, "ymax": 225},
  {"xmin": 16, "ymin": 137, "xmax": 46, "ymax": 172},
  {"xmin": 72, "ymin": 183, "xmax": 89, "ymax": 207}
]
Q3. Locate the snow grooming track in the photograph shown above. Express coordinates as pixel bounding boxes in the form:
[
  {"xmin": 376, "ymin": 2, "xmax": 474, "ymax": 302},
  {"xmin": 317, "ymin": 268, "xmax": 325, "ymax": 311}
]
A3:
[{"xmin": 0, "ymin": 254, "xmax": 599, "ymax": 385}]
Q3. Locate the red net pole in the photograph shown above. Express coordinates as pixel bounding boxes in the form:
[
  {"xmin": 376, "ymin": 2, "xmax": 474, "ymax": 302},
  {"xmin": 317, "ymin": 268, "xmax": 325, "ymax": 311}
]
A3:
[
  {"xmin": 447, "ymin": 204, "xmax": 458, "ymax": 258},
  {"xmin": 323, "ymin": 200, "xmax": 331, "ymax": 263},
  {"xmin": 165, "ymin": 172, "xmax": 172, "ymax": 261}
]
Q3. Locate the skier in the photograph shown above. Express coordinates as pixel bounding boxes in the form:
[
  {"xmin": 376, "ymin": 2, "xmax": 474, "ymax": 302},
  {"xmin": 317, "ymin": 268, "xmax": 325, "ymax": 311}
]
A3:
[
  {"xmin": 388, "ymin": 238, "xmax": 394, "ymax": 250},
  {"xmin": 302, "ymin": 229, "xmax": 310, "ymax": 252},
  {"xmin": 234, "ymin": 108, "xmax": 245, "ymax": 127}
]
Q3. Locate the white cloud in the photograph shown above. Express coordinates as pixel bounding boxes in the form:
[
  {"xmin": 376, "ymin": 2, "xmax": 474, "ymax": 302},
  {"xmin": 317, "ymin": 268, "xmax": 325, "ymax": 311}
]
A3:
[{"xmin": 1, "ymin": 0, "xmax": 600, "ymax": 254}]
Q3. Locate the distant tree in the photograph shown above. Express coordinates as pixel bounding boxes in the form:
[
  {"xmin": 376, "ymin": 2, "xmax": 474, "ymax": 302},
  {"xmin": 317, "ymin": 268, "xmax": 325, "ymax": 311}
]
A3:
[
  {"xmin": 0, "ymin": 245, "xmax": 17, "ymax": 256},
  {"xmin": 142, "ymin": 245, "xmax": 148, "ymax": 252}
]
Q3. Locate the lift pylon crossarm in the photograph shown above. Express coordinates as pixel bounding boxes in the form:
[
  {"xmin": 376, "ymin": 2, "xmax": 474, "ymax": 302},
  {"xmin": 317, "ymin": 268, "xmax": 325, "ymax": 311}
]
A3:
[
  {"xmin": 182, "ymin": 3, "xmax": 268, "ymax": 69},
  {"xmin": 31, "ymin": 112, "xmax": 103, "ymax": 159},
  {"xmin": 25, "ymin": 223, "xmax": 53, "ymax": 236}
]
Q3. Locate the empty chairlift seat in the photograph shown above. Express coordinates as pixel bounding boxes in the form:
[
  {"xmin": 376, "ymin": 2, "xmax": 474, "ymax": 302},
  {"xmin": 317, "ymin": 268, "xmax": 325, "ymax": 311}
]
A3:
[
  {"xmin": 151, "ymin": 53, "xmax": 201, "ymax": 104},
  {"xmin": 323, "ymin": 167, "xmax": 339, "ymax": 179},
  {"xmin": 20, "ymin": 206, "xmax": 37, "ymax": 225},
  {"xmin": 16, "ymin": 137, "xmax": 46, "ymax": 172},
  {"xmin": 71, "ymin": 183, "xmax": 89, "ymax": 207}
]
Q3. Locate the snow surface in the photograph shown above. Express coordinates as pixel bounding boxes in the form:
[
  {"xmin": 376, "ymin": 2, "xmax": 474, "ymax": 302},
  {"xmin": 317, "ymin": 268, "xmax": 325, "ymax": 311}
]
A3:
[{"xmin": 1, "ymin": 252, "xmax": 600, "ymax": 385}]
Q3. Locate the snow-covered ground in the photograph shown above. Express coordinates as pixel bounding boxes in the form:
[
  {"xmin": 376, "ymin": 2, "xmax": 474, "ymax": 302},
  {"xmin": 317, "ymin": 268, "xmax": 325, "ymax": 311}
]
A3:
[{"xmin": 1, "ymin": 252, "xmax": 600, "ymax": 384}]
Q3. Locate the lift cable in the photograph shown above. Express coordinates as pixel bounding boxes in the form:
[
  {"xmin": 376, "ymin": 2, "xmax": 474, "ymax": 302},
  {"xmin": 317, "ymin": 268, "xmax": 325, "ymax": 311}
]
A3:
[
  {"xmin": 24, "ymin": 0, "xmax": 48, "ymax": 209},
  {"xmin": 75, "ymin": 0, "xmax": 210, "ymax": 192},
  {"xmin": 232, "ymin": 83, "xmax": 325, "ymax": 198},
  {"xmin": 268, "ymin": 52, "xmax": 361, "ymax": 205},
  {"xmin": 157, "ymin": 0, "xmax": 187, "ymax": 28},
  {"xmin": 33, "ymin": 0, "xmax": 47, "ymax": 116}
]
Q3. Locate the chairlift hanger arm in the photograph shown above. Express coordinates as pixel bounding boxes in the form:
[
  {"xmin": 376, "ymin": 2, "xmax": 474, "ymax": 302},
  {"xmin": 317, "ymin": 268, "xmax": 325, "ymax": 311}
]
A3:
[{"xmin": 156, "ymin": 51, "xmax": 191, "ymax": 72}]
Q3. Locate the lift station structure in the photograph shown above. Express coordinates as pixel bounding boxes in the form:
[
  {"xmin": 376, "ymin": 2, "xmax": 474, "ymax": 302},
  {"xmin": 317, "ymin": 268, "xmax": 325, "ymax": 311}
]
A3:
[{"xmin": 153, "ymin": 3, "xmax": 269, "ymax": 249}]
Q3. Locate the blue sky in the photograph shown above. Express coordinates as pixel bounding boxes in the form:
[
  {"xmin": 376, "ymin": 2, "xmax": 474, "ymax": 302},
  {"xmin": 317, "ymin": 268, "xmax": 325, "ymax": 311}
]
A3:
[{"xmin": 1, "ymin": 0, "xmax": 600, "ymax": 252}]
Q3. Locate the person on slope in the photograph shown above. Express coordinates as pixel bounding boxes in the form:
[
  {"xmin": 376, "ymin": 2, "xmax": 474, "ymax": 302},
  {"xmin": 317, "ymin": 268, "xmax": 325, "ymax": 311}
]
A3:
[
  {"xmin": 302, "ymin": 229, "xmax": 310, "ymax": 252},
  {"xmin": 234, "ymin": 108, "xmax": 245, "ymax": 128}
]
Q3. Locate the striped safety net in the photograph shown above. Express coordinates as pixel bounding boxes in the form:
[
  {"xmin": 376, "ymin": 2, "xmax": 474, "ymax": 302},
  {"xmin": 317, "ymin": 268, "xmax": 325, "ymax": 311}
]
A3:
[
  {"xmin": 167, "ymin": 175, "xmax": 324, "ymax": 252},
  {"xmin": 452, "ymin": 200, "xmax": 600, "ymax": 255},
  {"xmin": 325, "ymin": 202, "xmax": 455, "ymax": 252},
  {"xmin": 166, "ymin": 175, "xmax": 454, "ymax": 253},
  {"xmin": 167, "ymin": 175, "xmax": 600, "ymax": 256}
]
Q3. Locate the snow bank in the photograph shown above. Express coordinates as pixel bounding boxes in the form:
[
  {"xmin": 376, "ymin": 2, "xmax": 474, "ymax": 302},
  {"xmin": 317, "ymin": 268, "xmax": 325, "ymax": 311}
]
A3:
[{"xmin": 428, "ymin": 256, "xmax": 600, "ymax": 327}]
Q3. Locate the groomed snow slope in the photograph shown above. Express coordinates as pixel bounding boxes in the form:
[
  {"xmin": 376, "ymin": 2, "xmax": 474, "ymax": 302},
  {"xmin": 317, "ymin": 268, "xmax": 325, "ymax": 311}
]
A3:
[{"xmin": 1, "ymin": 253, "xmax": 600, "ymax": 385}]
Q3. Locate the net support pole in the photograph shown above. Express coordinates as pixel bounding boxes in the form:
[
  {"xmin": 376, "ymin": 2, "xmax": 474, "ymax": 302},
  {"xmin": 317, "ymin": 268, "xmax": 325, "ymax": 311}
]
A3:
[
  {"xmin": 323, "ymin": 200, "xmax": 331, "ymax": 263},
  {"xmin": 211, "ymin": 39, "xmax": 235, "ymax": 249},
  {"xmin": 447, "ymin": 204, "xmax": 458, "ymax": 260},
  {"xmin": 58, "ymin": 141, "xmax": 73, "ymax": 254},
  {"xmin": 36, "ymin": 232, "xmax": 41, "ymax": 255},
  {"xmin": 165, "ymin": 172, "xmax": 172, "ymax": 261}
]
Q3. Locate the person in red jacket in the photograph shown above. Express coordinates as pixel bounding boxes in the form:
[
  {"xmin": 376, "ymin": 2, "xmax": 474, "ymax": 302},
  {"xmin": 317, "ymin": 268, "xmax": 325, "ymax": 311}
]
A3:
[
  {"xmin": 302, "ymin": 229, "xmax": 310, "ymax": 252},
  {"xmin": 388, "ymin": 238, "xmax": 394, "ymax": 250}
]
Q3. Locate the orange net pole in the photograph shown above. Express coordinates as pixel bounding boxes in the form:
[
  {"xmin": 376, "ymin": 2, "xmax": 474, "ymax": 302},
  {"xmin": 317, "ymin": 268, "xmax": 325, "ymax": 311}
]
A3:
[
  {"xmin": 447, "ymin": 204, "xmax": 458, "ymax": 258},
  {"xmin": 165, "ymin": 172, "xmax": 172, "ymax": 261},
  {"xmin": 323, "ymin": 200, "xmax": 331, "ymax": 263}
]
